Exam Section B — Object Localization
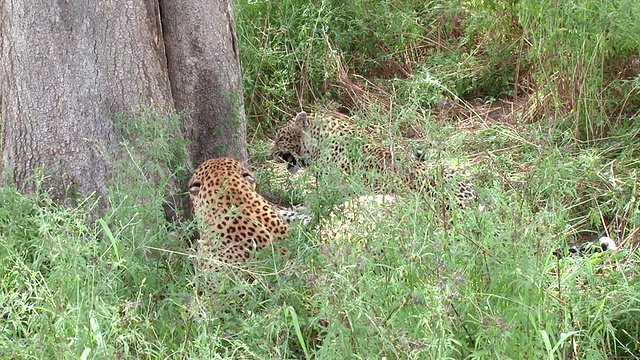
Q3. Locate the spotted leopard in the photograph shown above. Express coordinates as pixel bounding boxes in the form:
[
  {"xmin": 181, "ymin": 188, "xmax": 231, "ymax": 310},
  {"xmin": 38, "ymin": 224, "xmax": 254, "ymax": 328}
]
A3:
[
  {"xmin": 187, "ymin": 158, "xmax": 310, "ymax": 284},
  {"xmin": 270, "ymin": 111, "xmax": 477, "ymax": 207}
]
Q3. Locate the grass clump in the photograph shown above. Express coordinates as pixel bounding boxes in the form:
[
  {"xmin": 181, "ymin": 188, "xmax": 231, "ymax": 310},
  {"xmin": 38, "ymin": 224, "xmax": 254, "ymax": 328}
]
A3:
[
  {"xmin": 237, "ymin": 0, "xmax": 639, "ymax": 140},
  {"xmin": 519, "ymin": 0, "xmax": 640, "ymax": 139}
]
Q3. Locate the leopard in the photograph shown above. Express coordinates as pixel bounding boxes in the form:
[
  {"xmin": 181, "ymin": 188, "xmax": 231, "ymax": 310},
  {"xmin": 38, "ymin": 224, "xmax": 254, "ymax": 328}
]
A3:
[
  {"xmin": 270, "ymin": 110, "xmax": 477, "ymax": 207},
  {"xmin": 187, "ymin": 157, "xmax": 310, "ymax": 284}
]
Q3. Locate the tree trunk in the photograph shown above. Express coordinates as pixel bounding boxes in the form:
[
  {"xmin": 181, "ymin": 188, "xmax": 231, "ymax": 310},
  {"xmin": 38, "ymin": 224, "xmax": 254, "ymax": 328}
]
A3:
[
  {"xmin": 0, "ymin": 0, "xmax": 247, "ymax": 206},
  {"xmin": 0, "ymin": 0, "xmax": 172, "ymax": 203},
  {"xmin": 160, "ymin": 0, "xmax": 248, "ymax": 167}
]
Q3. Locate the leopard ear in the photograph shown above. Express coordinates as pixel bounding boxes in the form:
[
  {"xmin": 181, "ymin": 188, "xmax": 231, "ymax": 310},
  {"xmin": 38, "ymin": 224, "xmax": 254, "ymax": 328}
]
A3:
[
  {"xmin": 295, "ymin": 111, "xmax": 309, "ymax": 129},
  {"xmin": 189, "ymin": 181, "xmax": 201, "ymax": 196},
  {"xmin": 242, "ymin": 172, "xmax": 256, "ymax": 190},
  {"xmin": 243, "ymin": 172, "xmax": 256, "ymax": 184}
]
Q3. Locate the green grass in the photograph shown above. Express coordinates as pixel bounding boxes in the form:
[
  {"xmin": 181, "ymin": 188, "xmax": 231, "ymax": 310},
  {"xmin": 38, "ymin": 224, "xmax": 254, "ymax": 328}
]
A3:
[
  {"xmin": 2, "ymin": 0, "xmax": 640, "ymax": 358},
  {"xmin": 2, "ymin": 110, "xmax": 639, "ymax": 358},
  {"xmin": 237, "ymin": 0, "xmax": 639, "ymax": 139}
]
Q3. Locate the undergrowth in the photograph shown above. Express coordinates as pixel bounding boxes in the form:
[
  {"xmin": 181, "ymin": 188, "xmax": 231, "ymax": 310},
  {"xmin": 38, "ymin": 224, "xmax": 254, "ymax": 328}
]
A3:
[
  {"xmin": 2, "ymin": 108, "xmax": 638, "ymax": 358},
  {"xmin": 237, "ymin": 0, "xmax": 640, "ymax": 139},
  {"xmin": 2, "ymin": 0, "xmax": 640, "ymax": 358}
]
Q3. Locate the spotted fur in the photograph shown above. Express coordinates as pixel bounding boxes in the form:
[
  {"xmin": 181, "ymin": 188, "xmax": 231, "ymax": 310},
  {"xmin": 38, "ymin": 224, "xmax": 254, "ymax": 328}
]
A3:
[
  {"xmin": 270, "ymin": 111, "xmax": 477, "ymax": 207},
  {"xmin": 188, "ymin": 158, "xmax": 305, "ymax": 282}
]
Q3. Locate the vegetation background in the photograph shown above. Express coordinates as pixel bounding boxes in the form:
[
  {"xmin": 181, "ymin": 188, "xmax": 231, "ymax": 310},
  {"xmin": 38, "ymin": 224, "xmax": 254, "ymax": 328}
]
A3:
[{"xmin": 1, "ymin": 0, "xmax": 639, "ymax": 358}]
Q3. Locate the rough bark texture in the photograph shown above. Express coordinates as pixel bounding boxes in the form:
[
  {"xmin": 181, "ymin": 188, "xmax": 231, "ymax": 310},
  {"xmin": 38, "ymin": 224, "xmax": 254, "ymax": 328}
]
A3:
[
  {"xmin": 1, "ymin": 0, "xmax": 248, "ymax": 207},
  {"xmin": 160, "ymin": 0, "xmax": 248, "ymax": 168},
  {"xmin": 0, "ymin": 0, "xmax": 173, "ymax": 203}
]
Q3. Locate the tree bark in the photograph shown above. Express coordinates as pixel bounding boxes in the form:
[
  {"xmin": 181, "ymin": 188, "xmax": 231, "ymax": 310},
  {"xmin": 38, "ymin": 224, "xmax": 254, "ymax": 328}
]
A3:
[
  {"xmin": 160, "ymin": 0, "xmax": 248, "ymax": 167},
  {"xmin": 0, "ymin": 0, "xmax": 172, "ymax": 203},
  {"xmin": 0, "ymin": 0, "xmax": 247, "ymax": 206}
]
